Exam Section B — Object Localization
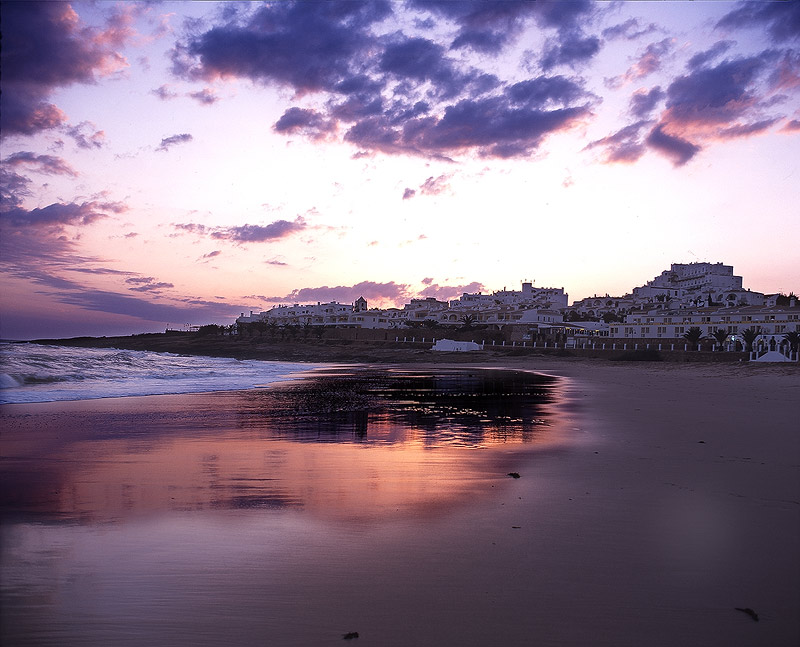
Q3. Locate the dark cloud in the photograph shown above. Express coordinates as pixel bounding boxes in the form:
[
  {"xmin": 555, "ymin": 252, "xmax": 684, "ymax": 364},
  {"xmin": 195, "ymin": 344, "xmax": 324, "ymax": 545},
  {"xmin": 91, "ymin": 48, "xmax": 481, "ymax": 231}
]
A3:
[
  {"xmin": 451, "ymin": 29, "xmax": 507, "ymax": 54},
  {"xmin": 508, "ymin": 75, "xmax": 588, "ymax": 107},
  {"xmin": 402, "ymin": 188, "xmax": 416, "ymax": 200},
  {"xmin": 412, "ymin": 0, "xmax": 595, "ymax": 54},
  {"xmin": 540, "ymin": 33, "xmax": 601, "ymax": 70},
  {"xmin": 2, "ymin": 200, "xmax": 126, "ymax": 229},
  {"xmin": 782, "ymin": 118, "xmax": 800, "ymax": 131},
  {"xmin": 0, "ymin": 168, "xmax": 33, "ymax": 207},
  {"xmin": 65, "ymin": 121, "xmax": 106, "ymax": 149},
  {"xmin": 274, "ymin": 108, "xmax": 336, "ymax": 139},
  {"xmin": 172, "ymin": 0, "xmax": 595, "ymax": 159},
  {"xmin": 417, "ymin": 281, "xmax": 484, "ymax": 301},
  {"xmin": 127, "ymin": 280, "xmax": 176, "ymax": 293},
  {"xmin": 390, "ymin": 97, "xmax": 590, "ymax": 158},
  {"xmin": 175, "ymin": 217, "xmax": 308, "ymax": 243},
  {"xmin": 716, "ymin": 118, "xmax": 779, "ymax": 139},
  {"xmin": 661, "ymin": 55, "xmax": 767, "ymax": 128},
  {"xmin": 3, "ymin": 152, "xmax": 78, "ymax": 177},
  {"xmin": 629, "ymin": 86, "xmax": 665, "ymax": 119},
  {"xmin": 770, "ymin": 50, "xmax": 800, "ymax": 92},
  {"xmin": 267, "ymin": 281, "xmax": 410, "ymax": 305},
  {"xmin": 157, "ymin": 133, "xmax": 194, "ymax": 151},
  {"xmin": 645, "ymin": 124, "xmax": 701, "ymax": 166},
  {"xmin": 203, "ymin": 250, "xmax": 222, "ymax": 258},
  {"xmin": 0, "ymin": 2, "xmax": 132, "ymax": 137},
  {"xmin": 687, "ymin": 41, "xmax": 734, "ymax": 70},
  {"xmin": 602, "ymin": 18, "xmax": 659, "ymax": 41},
  {"xmin": 585, "ymin": 121, "xmax": 650, "ymax": 164},
  {"xmin": 152, "ymin": 84, "xmax": 179, "ymax": 100},
  {"xmin": 717, "ymin": 1, "xmax": 800, "ymax": 43},
  {"xmin": 171, "ymin": 1, "xmax": 391, "ymax": 91},
  {"xmin": 188, "ymin": 88, "xmax": 219, "ymax": 105},
  {"xmin": 639, "ymin": 51, "xmax": 789, "ymax": 164},
  {"xmin": 68, "ymin": 267, "xmax": 132, "ymax": 276}
]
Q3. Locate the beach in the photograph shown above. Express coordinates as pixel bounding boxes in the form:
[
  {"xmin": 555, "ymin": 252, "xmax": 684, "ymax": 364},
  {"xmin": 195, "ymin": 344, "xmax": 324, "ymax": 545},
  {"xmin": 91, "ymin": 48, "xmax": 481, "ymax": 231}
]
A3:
[{"xmin": 1, "ymin": 357, "xmax": 798, "ymax": 646}]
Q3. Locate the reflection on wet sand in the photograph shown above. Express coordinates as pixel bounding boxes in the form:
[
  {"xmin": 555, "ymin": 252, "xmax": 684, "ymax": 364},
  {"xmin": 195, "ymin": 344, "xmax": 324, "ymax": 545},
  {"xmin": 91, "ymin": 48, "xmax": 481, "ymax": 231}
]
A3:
[{"xmin": 1, "ymin": 367, "xmax": 566, "ymax": 523}]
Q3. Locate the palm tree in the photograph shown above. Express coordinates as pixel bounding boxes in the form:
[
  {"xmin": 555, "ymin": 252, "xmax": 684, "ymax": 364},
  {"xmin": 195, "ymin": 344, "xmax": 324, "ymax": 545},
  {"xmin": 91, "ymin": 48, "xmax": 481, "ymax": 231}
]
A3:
[
  {"xmin": 783, "ymin": 331, "xmax": 800, "ymax": 354},
  {"xmin": 683, "ymin": 326, "xmax": 704, "ymax": 347},
  {"xmin": 741, "ymin": 327, "xmax": 759, "ymax": 353},
  {"xmin": 712, "ymin": 329, "xmax": 729, "ymax": 350},
  {"xmin": 459, "ymin": 314, "xmax": 477, "ymax": 330}
]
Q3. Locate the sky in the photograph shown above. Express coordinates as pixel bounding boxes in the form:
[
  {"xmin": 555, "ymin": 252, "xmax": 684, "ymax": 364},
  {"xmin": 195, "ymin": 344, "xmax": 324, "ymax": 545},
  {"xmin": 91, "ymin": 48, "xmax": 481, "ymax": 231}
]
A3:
[{"xmin": 1, "ymin": 0, "xmax": 799, "ymax": 340}]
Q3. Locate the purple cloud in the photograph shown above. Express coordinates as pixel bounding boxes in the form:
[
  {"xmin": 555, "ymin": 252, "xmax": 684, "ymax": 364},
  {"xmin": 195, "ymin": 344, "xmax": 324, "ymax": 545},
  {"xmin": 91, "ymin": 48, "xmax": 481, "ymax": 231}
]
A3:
[
  {"xmin": 126, "ymin": 277, "xmax": 175, "ymax": 293},
  {"xmin": 645, "ymin": 124, "xmax": 701, "ymax": 166},
  {"xmin": 418, "ymin": 281, "xmax": 485, "ymax": 301},
  {"xmin": 171, "ymin": 1, "xmax": 391, "ymax": 91},
  {"xmin": 3, "ymin": 152, "xmax": 78, "ymax": 177},
  {"xmin": 268, "ymin": 281, "xmax": 411, "ymax": 306},
  {"xmin": 171, "ymin": 1, "xmax": 596, "ymax": 160},
  {"xmin": 629, "ymin": 86, "xmax": 665, "ymax": 119},
  {"xmin": 508, "ymin": 75, "xmax": 588, "ymax": 108},
  {"xmin": 175, "ymin": 217, "xmax": 308, "ymax": 243},
  {"xmin": 274, "ymin": 108, "xmax": 336, "ymax": 139},
  {"xmin": 717, "ymin": 2, "xmax": 800, "ymax": 43},
  {"xmin": 152, "ymin": 84, "xmax": 179, "ymax": 100},
  {"xmin": 412, "ymin": 0, "xmax": 595, "ymax": 54},
  {"xmin": 782, "ymin": 118, "xmax": 800, "ymax": 132},
  {"xmin": 602, "ymin": 18, "xmax": 659, "ymax": 41},
  {"xmin": 585, "ymin": 121, "xmax": 650, "ymax": 164},
  {"xmin": 157, "ymin": 133, "xmax": 194, "ymax": 151},
  {"xmin": 65, "ymin": 121, "xmax": 106, "ymax": 149},
  {"xmin": 540, "ymin": 33, "xmax": 601, "ymax": 70},
  {"xmin": 687, "ymin": 41, "xmax": 735, "ymax": 70},
  {"xmin": 188, "ymin": 88, "xmax": 219, "ymax": 105},
  {"xmin": 0, "ymin": 2, "xmax": 133, "ymax": 137},
  {"xmin": 3, "ymin": 200, "xmax": 126, "ymax": 229},
  {"xmin": 402, "ymin": 188, "xmax": 416, "ymax": 200}
]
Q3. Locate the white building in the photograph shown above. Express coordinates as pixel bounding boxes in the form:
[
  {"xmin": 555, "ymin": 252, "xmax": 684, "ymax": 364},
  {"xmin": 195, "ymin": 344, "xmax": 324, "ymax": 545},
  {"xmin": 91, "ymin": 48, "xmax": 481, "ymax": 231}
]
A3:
[
  {"xmin": 453, "ymin": 282, "xmax": 568, "ymax": 310},
  {"xmin": 607, "ymin": 304, "xmax": 799, "ymax": 347}
]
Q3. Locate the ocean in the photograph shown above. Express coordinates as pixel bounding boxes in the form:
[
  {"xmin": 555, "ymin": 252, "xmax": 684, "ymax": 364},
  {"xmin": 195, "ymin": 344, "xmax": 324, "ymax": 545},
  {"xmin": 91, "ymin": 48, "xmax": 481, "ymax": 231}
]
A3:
[
  {"xmin": 0, "ymin": 342, "xmax": 319, "ymax": 405},
  {"xmin": 1, "ymin": 344, "xmax": 570, "ymax": 646}
]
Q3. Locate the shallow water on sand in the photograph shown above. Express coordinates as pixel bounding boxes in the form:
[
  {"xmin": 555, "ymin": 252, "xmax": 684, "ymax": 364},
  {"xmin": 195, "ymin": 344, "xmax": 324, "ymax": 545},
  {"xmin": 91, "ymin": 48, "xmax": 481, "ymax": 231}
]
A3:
[{"xmin": 1, "ymin": 367, "xmax": 568, "ymax": 646}]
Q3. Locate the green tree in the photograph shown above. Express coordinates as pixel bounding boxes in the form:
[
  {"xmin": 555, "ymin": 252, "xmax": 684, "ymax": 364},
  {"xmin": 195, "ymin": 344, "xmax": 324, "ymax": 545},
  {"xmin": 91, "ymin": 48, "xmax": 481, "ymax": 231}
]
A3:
[
  {"xmin": 783, "ymin": 330, "xmax": 800, "ymax": 353},
  {"xmin": 711, "ymin": 329, "xmax": 729, "ymax": 350},
  {"xmin": 459, "ymin": 314, "xmax": 477, "ymax": 330},
  {"xmin": 683, "ymin": 327, "xmax": 704, "ymax": 347},
  {"xmin": 741, "ymin": 327, "xmax": 759, "ymax": 352}
]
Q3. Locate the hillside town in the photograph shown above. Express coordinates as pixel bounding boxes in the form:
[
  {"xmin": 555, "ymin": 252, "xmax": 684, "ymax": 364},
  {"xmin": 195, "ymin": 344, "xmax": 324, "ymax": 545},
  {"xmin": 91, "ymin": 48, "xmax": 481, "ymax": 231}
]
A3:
[{"xmin": 236, "ymin": 262, "xmax": 799, "ymax": 359}]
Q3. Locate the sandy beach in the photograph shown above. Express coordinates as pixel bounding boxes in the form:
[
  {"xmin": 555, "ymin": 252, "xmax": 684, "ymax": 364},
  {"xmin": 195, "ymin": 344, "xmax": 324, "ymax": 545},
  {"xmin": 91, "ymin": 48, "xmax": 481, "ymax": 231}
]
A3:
[{"xmin": 1, "ymin": 357, "xmax": 798, "ymax": 646}]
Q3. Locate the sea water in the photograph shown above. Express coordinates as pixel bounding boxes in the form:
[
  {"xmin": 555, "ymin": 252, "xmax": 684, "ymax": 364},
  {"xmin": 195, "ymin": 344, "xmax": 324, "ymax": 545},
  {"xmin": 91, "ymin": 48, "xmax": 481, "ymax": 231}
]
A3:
[{"xmin": 0, "ymin": 342, "xmax": 319, "ymax": 404}]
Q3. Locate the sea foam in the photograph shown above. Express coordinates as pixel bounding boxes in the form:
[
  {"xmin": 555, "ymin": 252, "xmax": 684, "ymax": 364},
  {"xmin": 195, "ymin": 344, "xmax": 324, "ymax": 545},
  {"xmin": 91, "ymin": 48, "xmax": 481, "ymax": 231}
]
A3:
[{"xmin": 0, "ymin": 343, "xmax": 319, "ymax": 404}]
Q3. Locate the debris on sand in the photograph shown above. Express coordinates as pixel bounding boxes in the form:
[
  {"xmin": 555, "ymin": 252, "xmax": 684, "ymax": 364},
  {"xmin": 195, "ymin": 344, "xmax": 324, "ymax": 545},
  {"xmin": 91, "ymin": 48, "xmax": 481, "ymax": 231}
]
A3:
[
  {"xmin": 343, "ymin": 631, "xmax": 360, "ymax": 639},
  {"xmin": 735, "ymin": 607, "xmax": 759, "ymax": 622},
  {"xmin": 507, "ymin": 472, "xmax": 521, "ymax": 479}
]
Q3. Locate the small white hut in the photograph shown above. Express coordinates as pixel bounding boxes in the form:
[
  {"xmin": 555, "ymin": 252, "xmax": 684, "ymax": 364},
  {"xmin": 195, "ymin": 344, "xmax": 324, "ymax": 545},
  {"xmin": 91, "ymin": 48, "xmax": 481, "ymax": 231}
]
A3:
[{"xmin": 432, "ymin": 339, "xmax": 482, "ymax": 352}]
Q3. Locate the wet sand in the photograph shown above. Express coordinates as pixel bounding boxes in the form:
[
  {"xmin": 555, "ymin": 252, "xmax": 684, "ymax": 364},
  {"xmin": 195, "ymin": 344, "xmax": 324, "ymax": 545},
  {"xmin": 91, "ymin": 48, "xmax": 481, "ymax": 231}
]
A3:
[{"xmin": 1, "ymin": 359, "xmax": 798, "ymax": 646}]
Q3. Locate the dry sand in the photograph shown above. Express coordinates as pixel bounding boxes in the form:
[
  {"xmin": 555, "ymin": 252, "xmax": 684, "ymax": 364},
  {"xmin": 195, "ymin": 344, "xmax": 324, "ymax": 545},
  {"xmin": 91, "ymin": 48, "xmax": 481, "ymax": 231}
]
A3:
[{"xmin": 1, "ymin": 358, "xmax": 798, "ymax": 646}]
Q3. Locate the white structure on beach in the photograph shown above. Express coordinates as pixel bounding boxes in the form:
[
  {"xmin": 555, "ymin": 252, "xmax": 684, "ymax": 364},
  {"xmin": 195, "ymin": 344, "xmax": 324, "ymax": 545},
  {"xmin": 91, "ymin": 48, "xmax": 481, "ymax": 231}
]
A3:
[{"xmin": 432, "ymin": 339, "xmax": 482, "ymax": 352}]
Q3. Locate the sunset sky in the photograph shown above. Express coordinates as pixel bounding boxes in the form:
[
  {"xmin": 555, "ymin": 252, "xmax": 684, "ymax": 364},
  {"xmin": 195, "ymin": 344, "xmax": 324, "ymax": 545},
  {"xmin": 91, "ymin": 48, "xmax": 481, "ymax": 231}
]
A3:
[{"xmin": 2, "ymin": 1, "xmax": 799, "ymax": 340}]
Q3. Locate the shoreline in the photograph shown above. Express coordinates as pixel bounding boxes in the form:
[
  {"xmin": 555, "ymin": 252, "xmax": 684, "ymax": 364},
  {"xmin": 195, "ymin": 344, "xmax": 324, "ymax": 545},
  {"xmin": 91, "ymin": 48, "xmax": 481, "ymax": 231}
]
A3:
[{"xmin": 9, "ymin": 331, "xmax": 796, "ymax": 367}]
